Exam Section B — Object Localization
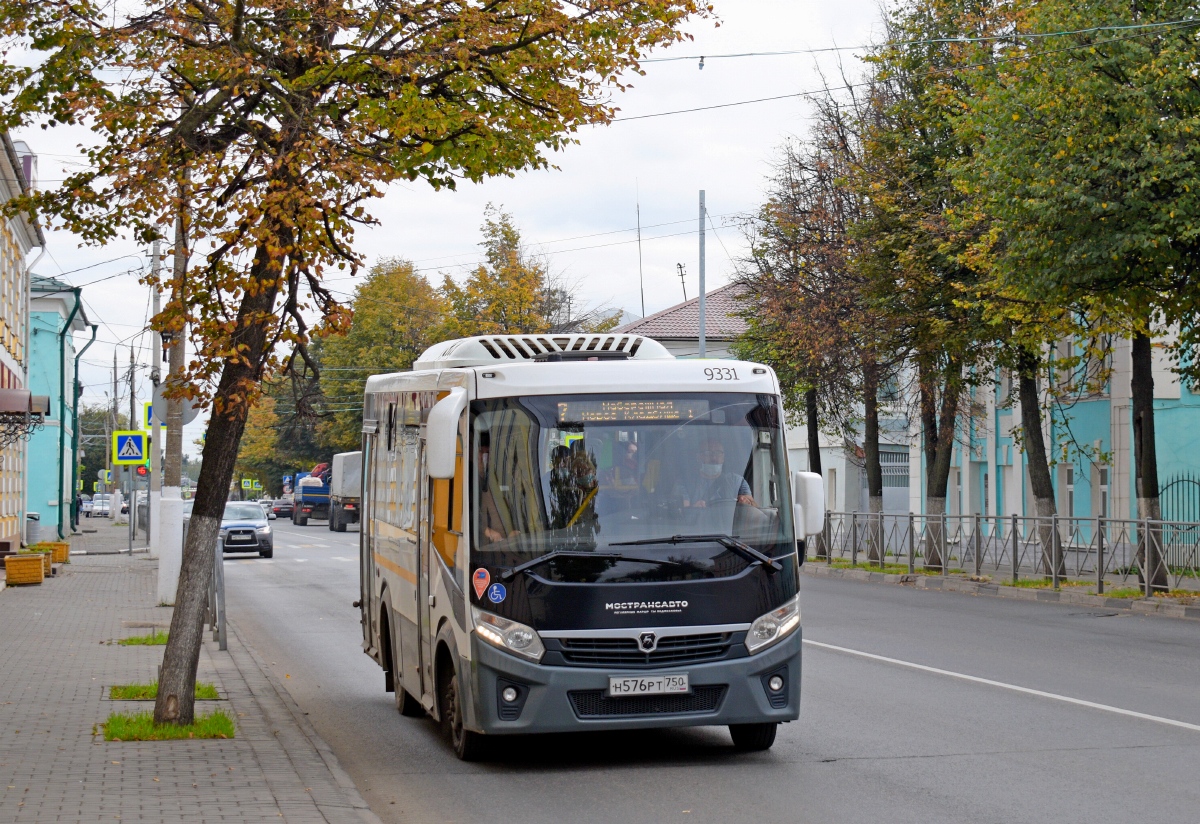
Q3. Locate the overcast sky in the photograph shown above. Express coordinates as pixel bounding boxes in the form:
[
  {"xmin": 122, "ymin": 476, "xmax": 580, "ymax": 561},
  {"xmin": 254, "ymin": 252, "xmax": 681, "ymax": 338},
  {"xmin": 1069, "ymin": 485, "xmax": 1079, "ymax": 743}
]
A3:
[{"xmin": 16, "ymin": 0, "xmax": 883, "ymax": 458}]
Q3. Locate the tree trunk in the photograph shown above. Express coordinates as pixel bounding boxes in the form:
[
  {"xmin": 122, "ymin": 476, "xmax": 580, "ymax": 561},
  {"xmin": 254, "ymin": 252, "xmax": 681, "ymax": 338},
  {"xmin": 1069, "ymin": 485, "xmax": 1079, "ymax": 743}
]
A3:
[
  {"xmin": 805, "ymin": 386, "xmax": 827, "ymax": 559},
  {"xmin": 1131, "ymin": 332, "xmax": 1167, "ymax": 592},
  {"xmin": 154, "ymin": 238, "xmax": 283, "ymax": 726},
  {"xmin": 1017, "ymin": 347, "xmax": 1061, "ymax": 577},
  {"xmin": 920, "ymin": 356, "xmax": 960, "ymax": 572},
  {"xmin": 805, "ymin": 387, "xmax": 822, "ymax": 476},
  {"xmin": 863, "ymin": 360, "xmax": 884, "ymax": 562}
]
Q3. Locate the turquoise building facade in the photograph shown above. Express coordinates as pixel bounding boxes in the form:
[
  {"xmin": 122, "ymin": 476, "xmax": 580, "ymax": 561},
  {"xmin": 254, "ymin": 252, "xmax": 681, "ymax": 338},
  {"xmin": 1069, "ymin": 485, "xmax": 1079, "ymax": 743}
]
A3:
[
  {"xmin": 26, "ymin": 275, "xmax": 88, "ymax": 539},
  {"xmin": 912, "ymin": 337, "xmax": 1200, "ymax": 523}
]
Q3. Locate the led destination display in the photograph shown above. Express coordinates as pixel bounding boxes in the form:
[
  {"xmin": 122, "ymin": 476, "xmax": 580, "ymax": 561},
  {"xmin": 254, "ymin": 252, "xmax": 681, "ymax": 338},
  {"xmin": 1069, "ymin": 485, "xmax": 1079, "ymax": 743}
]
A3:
[{"xmin": 556, "ymin": 399, "xmax": 711, "ymax": 423}]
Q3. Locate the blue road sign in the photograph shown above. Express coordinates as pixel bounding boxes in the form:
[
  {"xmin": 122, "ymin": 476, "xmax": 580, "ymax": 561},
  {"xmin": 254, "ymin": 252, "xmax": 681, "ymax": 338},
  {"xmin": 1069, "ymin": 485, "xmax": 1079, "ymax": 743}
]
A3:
[{"xmin": 113, "ymin": 431, "xmax": 147, "ymax": 465}]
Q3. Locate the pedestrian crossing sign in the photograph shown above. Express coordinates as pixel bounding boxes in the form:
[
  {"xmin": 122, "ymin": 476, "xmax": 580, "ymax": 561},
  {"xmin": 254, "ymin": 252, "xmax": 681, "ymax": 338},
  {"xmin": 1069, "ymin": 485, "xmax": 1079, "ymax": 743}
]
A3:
[{"xmin": 113, "ymin": 430, "xmax": 148, "ymax": 465}]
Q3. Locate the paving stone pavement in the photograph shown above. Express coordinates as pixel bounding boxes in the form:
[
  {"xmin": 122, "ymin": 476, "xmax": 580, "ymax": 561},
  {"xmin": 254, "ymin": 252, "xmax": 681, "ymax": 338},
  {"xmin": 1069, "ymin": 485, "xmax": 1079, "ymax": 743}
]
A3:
[{"xmin": 0, "ymin": 528, "xmax": 381, "ymax": 823}]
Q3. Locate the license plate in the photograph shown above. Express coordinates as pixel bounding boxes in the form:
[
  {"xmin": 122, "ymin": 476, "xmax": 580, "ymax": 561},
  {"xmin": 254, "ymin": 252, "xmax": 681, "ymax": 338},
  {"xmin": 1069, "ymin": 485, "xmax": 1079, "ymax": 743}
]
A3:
[
  {"xmin": 607, "ymin": 674, "xmax": 689, "ymax": 697},
  {"xmin": 228, "ymin": 535, "xmax": 250, "ymax": 542}
]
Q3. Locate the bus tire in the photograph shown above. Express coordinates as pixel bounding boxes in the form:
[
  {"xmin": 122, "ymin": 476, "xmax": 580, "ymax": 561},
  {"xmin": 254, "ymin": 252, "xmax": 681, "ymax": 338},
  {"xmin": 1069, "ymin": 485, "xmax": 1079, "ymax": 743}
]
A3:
[
  {"xmin": 439, "ymin": 658, "xmax": 486, "ymax": 761},
  {"xmin": 729, "ymin": 722, "xmax": 778, "ymax": 752}
]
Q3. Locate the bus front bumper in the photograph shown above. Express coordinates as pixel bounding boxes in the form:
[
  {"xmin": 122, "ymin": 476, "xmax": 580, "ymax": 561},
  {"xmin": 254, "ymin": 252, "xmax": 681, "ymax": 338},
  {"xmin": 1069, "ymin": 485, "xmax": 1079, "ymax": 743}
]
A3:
[{"xmin": 468, "ymin": 629, "xmax": 801, "ymax": 735}]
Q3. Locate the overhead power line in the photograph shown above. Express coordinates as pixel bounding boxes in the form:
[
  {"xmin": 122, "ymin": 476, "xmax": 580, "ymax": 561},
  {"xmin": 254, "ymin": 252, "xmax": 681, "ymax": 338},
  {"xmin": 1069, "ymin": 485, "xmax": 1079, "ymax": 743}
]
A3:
[
  {"xmin": 640, "ymin": 18, "xmax": 1200, "ymax": 64},
  {"xmin": 616, "ymin": 23, "xmax": 1200, "ymax": 122}
]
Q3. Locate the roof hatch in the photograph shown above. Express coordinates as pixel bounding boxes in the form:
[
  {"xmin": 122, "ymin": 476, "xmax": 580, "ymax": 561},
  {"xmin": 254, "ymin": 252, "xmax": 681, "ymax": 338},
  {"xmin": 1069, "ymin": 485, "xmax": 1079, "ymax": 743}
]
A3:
[{"xmin": 413, "ymin": 334, "xmax": 673, "ymax": 370}]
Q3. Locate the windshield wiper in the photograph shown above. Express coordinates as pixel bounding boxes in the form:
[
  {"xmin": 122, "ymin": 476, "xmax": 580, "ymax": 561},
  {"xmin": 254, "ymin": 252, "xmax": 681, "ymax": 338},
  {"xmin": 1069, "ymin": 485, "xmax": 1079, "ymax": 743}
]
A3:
[
  {"xmin": 499, "ymin": 550, "xmax": 684, "ymax": 581},
  {"xmin": 609, "ymin": 534, "xmax": 784, "ymax": 574}
]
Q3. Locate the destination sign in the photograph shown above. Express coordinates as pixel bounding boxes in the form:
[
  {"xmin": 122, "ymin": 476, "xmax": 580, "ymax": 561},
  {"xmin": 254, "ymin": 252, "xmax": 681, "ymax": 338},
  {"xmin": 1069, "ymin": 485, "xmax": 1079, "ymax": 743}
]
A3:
[{"xmin": 557, "ymin": 399, "xmax": 710, "ymax": 423}]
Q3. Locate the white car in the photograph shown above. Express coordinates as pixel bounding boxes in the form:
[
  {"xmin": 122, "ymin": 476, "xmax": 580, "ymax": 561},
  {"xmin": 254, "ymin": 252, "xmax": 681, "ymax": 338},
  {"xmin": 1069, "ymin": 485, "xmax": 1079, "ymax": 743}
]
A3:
[{"xmin": 89, "ymin": 494, "xmax": 111, "ymax": 517}]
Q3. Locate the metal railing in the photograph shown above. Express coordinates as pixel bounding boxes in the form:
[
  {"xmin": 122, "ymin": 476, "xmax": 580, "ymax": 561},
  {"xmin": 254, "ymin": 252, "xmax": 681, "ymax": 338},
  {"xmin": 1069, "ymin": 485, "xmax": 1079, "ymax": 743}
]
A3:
[
  {"xmin": 809, "ymin": 511, "xmax": 1200, "ymax": 596},
  {"xmin": 193, "ymin": 518, "xmax": 227, "ymax": 651}
]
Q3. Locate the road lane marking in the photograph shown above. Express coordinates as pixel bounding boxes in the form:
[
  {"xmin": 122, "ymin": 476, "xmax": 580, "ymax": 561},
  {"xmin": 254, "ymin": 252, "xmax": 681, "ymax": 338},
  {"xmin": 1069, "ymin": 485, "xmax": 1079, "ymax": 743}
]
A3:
[
  {"xmin": 804, "ymin": 639, "xmax": 1200, "ymax": 734},
  {"xmin": 331, "ymin": 556, "xmax": 353, "ymax": 562}
]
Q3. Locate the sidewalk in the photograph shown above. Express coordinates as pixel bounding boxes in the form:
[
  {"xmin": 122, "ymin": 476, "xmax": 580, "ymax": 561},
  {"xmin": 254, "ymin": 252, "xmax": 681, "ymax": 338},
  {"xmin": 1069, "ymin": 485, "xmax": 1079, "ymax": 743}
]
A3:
[{"xmin": 0, "ymin": 528, "xmax": 380, "ymax": 823}]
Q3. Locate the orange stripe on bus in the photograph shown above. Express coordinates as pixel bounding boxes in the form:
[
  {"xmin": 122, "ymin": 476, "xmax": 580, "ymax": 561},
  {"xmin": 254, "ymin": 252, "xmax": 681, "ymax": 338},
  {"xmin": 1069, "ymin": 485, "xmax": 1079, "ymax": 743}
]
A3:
[{"xmin": 374, "ymin": 551, "xmax": 417, "ymax": 584}]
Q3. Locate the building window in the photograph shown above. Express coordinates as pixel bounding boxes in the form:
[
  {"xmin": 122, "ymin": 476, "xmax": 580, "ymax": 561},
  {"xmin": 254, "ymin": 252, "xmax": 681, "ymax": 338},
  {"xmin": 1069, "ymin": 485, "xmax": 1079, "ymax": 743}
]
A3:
[
  {"xmin": 1099, "ymin": 467, "xmax": 1109, "ymax": 518},
  {"xmin": 1065, "ymin": 465, "xmax": 1075, "ymax": 518}
]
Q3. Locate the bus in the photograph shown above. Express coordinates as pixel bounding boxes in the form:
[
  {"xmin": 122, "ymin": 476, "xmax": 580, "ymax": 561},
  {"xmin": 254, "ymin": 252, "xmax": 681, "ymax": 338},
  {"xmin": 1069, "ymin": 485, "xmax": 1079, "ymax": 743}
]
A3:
[{"xmin": 357, "ymin": 334, "xmax": 824, "ymax": 759}]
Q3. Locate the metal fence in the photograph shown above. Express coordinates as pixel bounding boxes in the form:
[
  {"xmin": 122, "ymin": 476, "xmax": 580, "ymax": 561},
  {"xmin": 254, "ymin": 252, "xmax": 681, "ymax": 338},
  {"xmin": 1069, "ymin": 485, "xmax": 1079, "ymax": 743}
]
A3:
[{"xmin": 809, "ymin": 511, "xmax": 1200, "ymax": 596}]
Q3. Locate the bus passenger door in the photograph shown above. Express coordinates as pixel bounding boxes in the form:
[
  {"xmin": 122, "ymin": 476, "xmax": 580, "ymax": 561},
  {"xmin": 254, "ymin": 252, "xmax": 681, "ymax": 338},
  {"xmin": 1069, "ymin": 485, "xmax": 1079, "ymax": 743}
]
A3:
[
  {"xmin": 360, "ymin": 432, "xmax": 377, "ymax": 656},
  {"xmin": 417, "ymin": 439, "xmax": 434, "ymax": 708}
]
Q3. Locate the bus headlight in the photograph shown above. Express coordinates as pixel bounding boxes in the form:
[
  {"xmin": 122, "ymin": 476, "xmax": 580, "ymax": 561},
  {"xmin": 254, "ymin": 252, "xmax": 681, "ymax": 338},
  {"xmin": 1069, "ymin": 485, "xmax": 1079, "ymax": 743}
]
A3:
[
  {"xmin": 472, "ymin": 606, "xmax": 545, "ymax": 663},
  {"xmin": 745, "ymin": 594, "xmax": 801, "ymax": 654}
]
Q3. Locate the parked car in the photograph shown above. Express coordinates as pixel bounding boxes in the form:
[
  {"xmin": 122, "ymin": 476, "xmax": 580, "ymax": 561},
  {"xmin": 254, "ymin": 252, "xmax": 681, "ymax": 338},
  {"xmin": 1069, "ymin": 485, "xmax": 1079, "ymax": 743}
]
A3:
[
  {"xmin": 90, "ymin": 494, "xmax": 112, "ymax": 517},
  {"xmin": 219, "ymin": 502, "xmax": 273, "ymax": 558},
  {"xmin": 81, "ymin": 495, "xmax": 94, "ymax": 516},
  {"xmin": 272, "ymin": 498, "xmax": 294, "ymax": 518}
]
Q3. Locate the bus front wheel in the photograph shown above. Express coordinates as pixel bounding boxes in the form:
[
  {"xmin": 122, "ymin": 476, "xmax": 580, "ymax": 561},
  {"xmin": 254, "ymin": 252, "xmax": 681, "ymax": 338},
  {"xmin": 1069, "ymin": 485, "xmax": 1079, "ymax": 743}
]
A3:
[
  {"xmin": 439, "ymin": 662, "xmax": 486, "ymax": 761},
  {"xmin": 729, "ymin": 722, "xmax": 778, "ymax": 752}
]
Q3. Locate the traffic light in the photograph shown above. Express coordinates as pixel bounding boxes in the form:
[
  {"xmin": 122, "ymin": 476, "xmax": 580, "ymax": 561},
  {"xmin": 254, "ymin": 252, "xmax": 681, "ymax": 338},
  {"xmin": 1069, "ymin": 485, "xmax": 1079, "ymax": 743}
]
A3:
[{"xmin": 135, "ymin": 465, "xmax": 148, "ymax": 477}]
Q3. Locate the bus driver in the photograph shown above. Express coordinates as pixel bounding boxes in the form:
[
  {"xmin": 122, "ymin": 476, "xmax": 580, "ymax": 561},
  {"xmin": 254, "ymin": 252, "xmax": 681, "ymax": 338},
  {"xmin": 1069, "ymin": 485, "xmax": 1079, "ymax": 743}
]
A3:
[{"xmin": 677, "ymin": 437, "xmax": 756, "ymax": 509}]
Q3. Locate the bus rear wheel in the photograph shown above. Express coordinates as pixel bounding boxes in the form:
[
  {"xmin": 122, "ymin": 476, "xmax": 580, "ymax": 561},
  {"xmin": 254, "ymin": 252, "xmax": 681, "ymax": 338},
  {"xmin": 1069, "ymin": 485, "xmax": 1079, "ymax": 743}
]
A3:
[
  {"xmin": 439, "ymin": 663, "xmax": 486, "ymax": 761},
  {"xmin": 729, "ymin": 722, "xmax": 778, "ymax": 752}
]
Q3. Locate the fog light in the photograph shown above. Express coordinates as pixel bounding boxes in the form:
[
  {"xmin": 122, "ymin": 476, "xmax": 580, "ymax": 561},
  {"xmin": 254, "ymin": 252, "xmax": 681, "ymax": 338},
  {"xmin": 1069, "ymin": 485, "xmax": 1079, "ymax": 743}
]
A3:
[
  {"xmin": 501, "ymin": 686, "xmax": 519, "ymax": 703},
  {"xmin": 767, "ymin": 675, "xmax": 785, "ymax": 692}
]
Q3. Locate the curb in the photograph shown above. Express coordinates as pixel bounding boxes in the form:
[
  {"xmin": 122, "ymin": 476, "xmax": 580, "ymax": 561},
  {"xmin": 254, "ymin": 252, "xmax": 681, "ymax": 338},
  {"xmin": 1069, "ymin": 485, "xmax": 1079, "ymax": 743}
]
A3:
[
  {"xmin": 802, "ymin": 564, "xmax": 1200, "ymax": 620},
  {"xmin": 227, "ymin": 617, "xmax": 384, "ymax": 824}
]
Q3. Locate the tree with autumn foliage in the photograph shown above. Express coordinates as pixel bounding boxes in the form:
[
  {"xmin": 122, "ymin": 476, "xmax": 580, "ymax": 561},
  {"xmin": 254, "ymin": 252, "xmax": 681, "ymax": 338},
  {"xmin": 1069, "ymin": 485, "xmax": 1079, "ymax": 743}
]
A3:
[
  {"xmin": 0, "ymin": 0, "xmax": 708, "ymax": 726},
  {"xmin": 315, "ymin": 258, "xmax": 448, "ymax": 452},
  {"xmin": 441, "ymin": 205, "xmax": 613, "ymax": 336}
]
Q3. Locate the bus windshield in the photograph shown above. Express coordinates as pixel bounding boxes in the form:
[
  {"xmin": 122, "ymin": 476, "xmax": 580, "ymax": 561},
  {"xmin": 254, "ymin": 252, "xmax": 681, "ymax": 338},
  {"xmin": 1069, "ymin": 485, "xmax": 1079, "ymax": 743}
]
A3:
[{"xmin": 470, "ymin": 393, "xmax": 794, "ymax": 582}]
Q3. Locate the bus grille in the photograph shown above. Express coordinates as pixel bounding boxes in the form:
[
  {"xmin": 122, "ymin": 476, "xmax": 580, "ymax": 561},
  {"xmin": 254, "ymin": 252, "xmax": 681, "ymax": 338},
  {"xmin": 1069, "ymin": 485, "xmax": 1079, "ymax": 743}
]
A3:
[
  {"xmin": 559, "ymin": 633, "xmax": 733, "ymax": 668},
  {"xmin": 568, "ymin": 685, "xmax": 727, "ymax": 718}
]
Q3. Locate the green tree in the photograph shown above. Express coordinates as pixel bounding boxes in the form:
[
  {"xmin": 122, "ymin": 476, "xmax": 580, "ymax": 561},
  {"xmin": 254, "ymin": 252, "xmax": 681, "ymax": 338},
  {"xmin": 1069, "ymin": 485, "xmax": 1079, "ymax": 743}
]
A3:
[
  {"xmin": 850, "ymin": 0, "xmax": 999, "ymax": 568},
  {"xmin": 316, "ymin": 258, "xmax": 447, "ymax": 452},
  {"xmin": 0, "ymin": 0, "xmax": 706, "ymax": 726},
  {"xmin": 442, "ymin": 206, "xmax": 569, "ymax": 336},
  {"xmin": 956, "ymin": 0, "xmax": 1200, "ymax": 589}
]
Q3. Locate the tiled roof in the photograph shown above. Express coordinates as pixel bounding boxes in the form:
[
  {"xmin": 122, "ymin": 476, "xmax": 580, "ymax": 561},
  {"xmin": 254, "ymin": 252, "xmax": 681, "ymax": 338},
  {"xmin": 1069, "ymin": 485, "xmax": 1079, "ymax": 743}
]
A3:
[{"xmin": 614, "ymin": 283, "xmax": 748, "ymax": 340}]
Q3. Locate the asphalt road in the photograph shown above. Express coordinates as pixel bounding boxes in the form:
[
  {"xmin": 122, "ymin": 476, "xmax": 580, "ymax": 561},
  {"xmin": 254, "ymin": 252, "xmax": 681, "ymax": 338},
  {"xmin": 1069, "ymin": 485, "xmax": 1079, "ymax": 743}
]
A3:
[{"xmin": 224, "ymin": 519, "xmax": 1200, "ymax": 824}]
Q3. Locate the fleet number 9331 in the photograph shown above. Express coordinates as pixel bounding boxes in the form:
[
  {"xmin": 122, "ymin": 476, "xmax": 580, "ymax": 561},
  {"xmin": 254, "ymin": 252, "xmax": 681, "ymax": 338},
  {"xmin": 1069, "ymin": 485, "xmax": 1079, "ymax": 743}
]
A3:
[{"xmin": 703, "ymin": 367, "xmax": 739, "ymax": 381}]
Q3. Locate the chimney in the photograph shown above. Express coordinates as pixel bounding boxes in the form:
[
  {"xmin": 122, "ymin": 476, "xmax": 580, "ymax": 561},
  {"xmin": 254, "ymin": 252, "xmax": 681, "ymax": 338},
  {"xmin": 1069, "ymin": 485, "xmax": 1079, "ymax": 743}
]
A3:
[{"xmin": 11, "ymin": 140, "xmax": 36, "ymax": 192}]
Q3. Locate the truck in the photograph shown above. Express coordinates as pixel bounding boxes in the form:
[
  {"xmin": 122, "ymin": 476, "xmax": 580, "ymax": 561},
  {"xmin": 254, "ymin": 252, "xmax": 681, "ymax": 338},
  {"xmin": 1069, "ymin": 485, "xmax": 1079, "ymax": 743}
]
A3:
[
  {"xmin": 292, "ymin": 473, "xmax": 330, "ymax": 526},
  {"xmin": 328, "ymin": 451, "xmax": 362, "ymax": 532},
  {"xmin": 358, "ymin": 333, "xmax": 824, "ymax": 760}
]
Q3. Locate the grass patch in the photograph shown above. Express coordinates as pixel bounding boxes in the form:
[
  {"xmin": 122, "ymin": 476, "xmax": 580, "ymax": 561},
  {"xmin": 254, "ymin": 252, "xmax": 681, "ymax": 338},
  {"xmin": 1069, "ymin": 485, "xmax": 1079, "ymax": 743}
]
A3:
[
  {"xmin": 827, "ymin": 559, "xmax": 919, "ymax": 575},
  {"xmin": 103, "ymin": 709, "xmax": 235, "ymax": 741},
  {"xmin": 1101, "ymin": 587, "xmax": 1197, "ymax": 600},
  {"xmin": 117, "ymin": 630, "xmax": 169, "ymax": 646},
  {"xmin": 1003, "ymin": 578, "xmax": 1091, "ymax": 589},
  {"xmin": 109, "ymin": 681, "xmax": 219, "ymax": 701}
]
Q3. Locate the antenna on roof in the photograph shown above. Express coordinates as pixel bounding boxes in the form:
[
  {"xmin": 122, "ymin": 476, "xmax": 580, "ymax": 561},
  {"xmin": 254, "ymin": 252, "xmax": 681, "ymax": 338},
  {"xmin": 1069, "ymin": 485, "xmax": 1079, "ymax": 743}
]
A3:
[
  {"xmin": 636, "ymin": 181, "xmax": 645, "ymax": 319},
  {"xmin": 676, "ymin": 263, "xmax": 687, "ymax": 302}
]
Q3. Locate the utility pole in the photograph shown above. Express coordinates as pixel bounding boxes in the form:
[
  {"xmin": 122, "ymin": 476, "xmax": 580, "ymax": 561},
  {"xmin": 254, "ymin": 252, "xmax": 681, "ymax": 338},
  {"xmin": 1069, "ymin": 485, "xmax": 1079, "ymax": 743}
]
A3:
[
  {"xmin": 698, "ymin": 189, "xmax": 706, "ymax": 359},
  {"xmin": 159, "ymin": 196, "xmax": 188, "ymax": 604},
  {"xmin": 128, "ymin": 344, "xmax": 136, "ymax": 551},
  {"xmin": 110, "ymin": 350, "xmax": 118, "ymax": 517},
  {"xmin": 676, "ymin": 263, "xmax": 687, "ymax": 302},
  {"xmin": 149, "ymin": 240, "xmax": 161, "ymax": 558}
]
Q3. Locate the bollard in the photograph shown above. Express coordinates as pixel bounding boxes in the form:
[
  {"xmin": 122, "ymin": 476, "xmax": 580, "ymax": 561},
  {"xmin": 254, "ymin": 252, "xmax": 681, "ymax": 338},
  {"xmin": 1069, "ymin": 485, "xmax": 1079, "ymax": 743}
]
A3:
[
  {"xmin": 941, "ymin": 512, "xmax": 948, "ymax": 576},
  {"xmin": 851, "ymin": 512, "xmax": 858, "ymax": 567},
  {"xmin": 908, "ymin": 513, "xmax": 915, "ymax": 574},
  {"xmin": 1011, "ymin": 514, "xmax": 1019, "ymax": 584},
  {"xmin": 1142, "ymin": 518, "xmax": 1152, "ymax": 598},
  {"xmin": 974, "ymin": 514, "xmax": 982, "ymax": 577}
]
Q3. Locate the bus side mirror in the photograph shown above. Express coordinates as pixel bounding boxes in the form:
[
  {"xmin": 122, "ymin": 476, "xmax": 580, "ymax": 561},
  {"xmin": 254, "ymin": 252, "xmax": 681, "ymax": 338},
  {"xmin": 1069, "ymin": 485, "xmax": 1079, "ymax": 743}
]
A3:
[
  {"xmin": 792, "ymin": 471, "xmax": 825, "ymax": 537},
  {"xmin": 427, "ymin": 387, "xmax": 467, "ymax": 479}
]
